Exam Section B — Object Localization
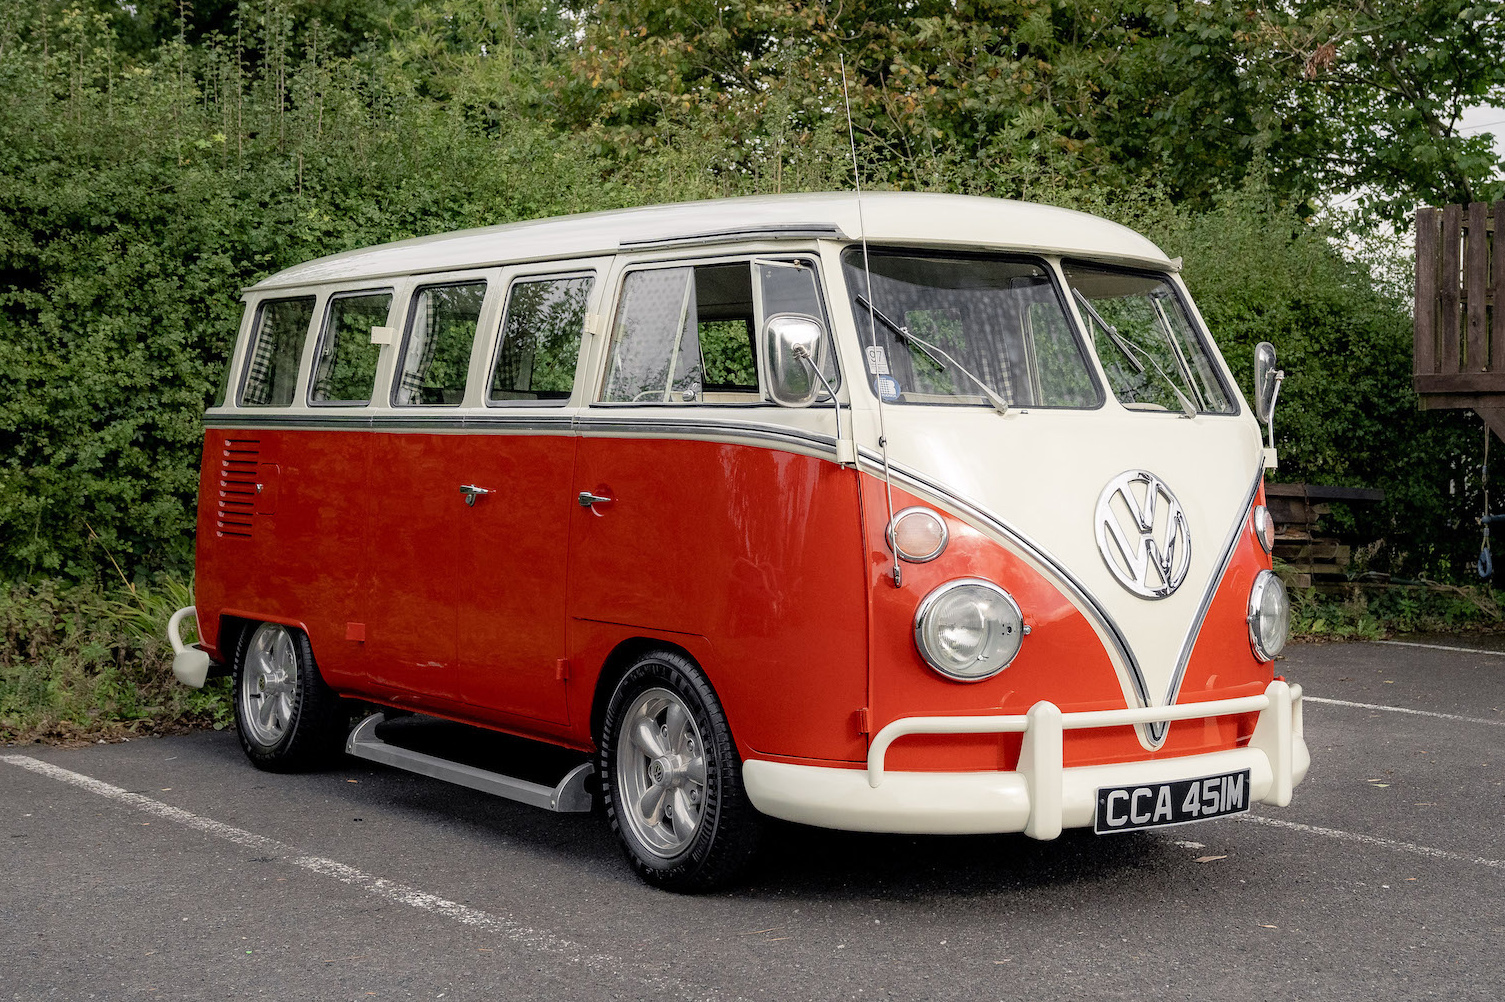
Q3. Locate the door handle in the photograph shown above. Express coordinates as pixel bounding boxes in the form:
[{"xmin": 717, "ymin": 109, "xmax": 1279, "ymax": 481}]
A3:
[
  {"xmin": 460, "ymin": 484, "xmax": 491, "ymax": 507},
  {"xmin": 577, "ymin": 491, "xmax": 613, "ymax": 509}
]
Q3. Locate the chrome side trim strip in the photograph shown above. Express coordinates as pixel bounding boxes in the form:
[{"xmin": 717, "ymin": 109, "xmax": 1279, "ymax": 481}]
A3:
[
  {"xmin": 572, "ymin": 414, "xmax": 838, "ymax": 454},
  {"xmin": 1149, "ymin": 466, "xmax": 1265, "ymax": 746},
  {"xmin": 206, "ymin": 412, "xmax": 577, "ymax": 433},
  {"xmin": 858, "ymin": 448, "xmax": 1154, "ymax": 727},
  {"xmin": 619, "ymin": 223, "xmax": 845, "ymax": 250}
]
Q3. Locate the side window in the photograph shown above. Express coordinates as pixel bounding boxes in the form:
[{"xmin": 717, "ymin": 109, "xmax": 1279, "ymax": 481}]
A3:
[
  {"xmin": 489, "ymin": 275, "xmax": 594, "ymax": 405},
  {"xmin": 757, "ymin": 260, "xmax": 839, "ymax": 389},
  {"xmin": 239, "ymin": 296, "xmax": 314, "ymax": 407},
  {"xmin": 602, "ymin": 259, "xmax": 836, "ymax": 405},
  {"xmin": 310, "ymin": 290, "xmax": 391, "ymax": 405},
  {"xmin": 602, "ymin": 267, "xmax": 700, "ymax": 402},
  {"xmin": 395, "ymin": 282, "xmax": 485, "ymax": 406}
]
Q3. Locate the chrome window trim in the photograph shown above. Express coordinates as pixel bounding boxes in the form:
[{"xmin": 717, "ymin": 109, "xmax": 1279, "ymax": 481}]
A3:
[
  {"xmin": 307, "ymin": 287, "xmax": 395, "ymax": 408},
  {"xmin": 236, "ymin": 294, "xmax": 318, "ymax": 409},
  {"xmin": 619, "ymin": 223, "xmax": 846, "ymax": 250},
  {"xmin": 1058, "ymin": 258, "xmax": 1242, "ymax": 418},
  {"xmin": 390, "ymin": 278, "xmax": 489, "ymax": 409},
  {"xmin": 839, "ymin": 245, "xmax": 1107, "ymax": 412},
  {"xmin": 594, "ymin": 253, "xmax": 839, "ymax": 406},
  {"xmin": 486, "ymin": 269, "xmax": 599, "ymax": 409}
]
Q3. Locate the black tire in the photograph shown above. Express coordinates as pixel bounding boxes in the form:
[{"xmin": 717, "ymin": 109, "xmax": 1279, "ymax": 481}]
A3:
[
  {"xmin": 231, "ymin": 622, "xmax": 347, "ymax": 772},
  {"xmin": 598, "ymin": 649, "xmax": 762, "ymax": 892}
]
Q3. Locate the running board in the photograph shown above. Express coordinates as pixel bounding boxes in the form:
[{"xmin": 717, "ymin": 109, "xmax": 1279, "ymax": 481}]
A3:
[{"xmin": 345, "ymin": 713, "xmax": 594, "ymax": 813}]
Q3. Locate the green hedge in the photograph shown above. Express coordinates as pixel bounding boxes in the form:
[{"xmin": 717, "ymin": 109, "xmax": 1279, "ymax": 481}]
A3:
[{"xmin": 0, "ymin": 7, "xmax": 1492, "ymax": 587}]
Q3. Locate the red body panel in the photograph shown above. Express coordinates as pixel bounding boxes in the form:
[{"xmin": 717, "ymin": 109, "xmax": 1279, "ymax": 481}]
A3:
[
  {"xmin": 195, "ymin": 427, "xmax": 1271, "ymax": 772},
  {"xmin": 567, "ymin": 437, "xmax": 870, "ymax": 763},
  {"xmin": 859, "ymin": 479, "xmax": 1273, "ymax": 772}
]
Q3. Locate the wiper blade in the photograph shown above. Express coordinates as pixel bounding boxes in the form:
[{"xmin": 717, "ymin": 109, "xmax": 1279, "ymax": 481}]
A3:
[
  {"xmin": 854, "ymin": 295, "xmax": 1010, "ymax": 416},
  {"xmin": 1072, "ymin": 288, "xmax": 1142, "ymax": 375},
  {"xmin": 1072, "ymin": 288, "xmax": 1197, "ymax": 419}
]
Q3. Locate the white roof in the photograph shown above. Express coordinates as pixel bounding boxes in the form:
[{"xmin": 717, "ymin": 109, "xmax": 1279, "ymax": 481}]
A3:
[{"xmin": 249, "ymin": 191, "xmax": 1174, "ymax": 292}]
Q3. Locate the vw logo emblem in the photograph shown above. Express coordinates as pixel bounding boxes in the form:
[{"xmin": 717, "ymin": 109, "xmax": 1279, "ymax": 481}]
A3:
[{"xmin": 1095, "ymin": 470, "xmax": 1192, "ymax": 599}]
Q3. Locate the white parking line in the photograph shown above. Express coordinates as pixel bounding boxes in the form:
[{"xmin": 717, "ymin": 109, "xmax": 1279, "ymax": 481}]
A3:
[
  {"xmin": 1304, "ymin": 695, "xmax": 1505, "ymax": 728},
  {"xmin": 1375, "ymin": 639, "xmax": 1505, "ymax": 657},
  {"xmin": 1237, "ymin": 814, "xmax": 1504, "ymax": 870},
  {"xmin": 1, "ymin": 754, "xmax": 734, "ymax": 1002}
]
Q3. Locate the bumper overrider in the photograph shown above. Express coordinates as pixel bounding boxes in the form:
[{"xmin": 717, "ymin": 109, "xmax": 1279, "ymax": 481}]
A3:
[{"xmin": 743, "ymin": 680, "xmax": 1308, "ymax": 836}]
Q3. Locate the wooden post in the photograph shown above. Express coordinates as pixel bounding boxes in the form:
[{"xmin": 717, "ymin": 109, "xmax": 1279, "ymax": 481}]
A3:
[
  {"xmin": 1415, "ymin": 206, "xmax": 1439, "ymax": 376},
  {"xmin": 1441, "ymin": 204, "xmax": 1463, "ymax": 375},
  {"xmin": 1466, "ymin": 201, "xmax": 1489, "ymax": 371},
  {"xmin": 1494, "ymin": 201, "xmax": 1505, "ymax": 373}
]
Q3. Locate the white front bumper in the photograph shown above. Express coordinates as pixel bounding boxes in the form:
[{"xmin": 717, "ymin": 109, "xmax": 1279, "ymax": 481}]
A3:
[{"xmin": 743, "ymin": 680, "xmax": 1308, "ymax": 836}]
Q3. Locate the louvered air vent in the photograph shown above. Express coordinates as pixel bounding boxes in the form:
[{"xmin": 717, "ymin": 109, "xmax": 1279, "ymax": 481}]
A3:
[{"xmin": 216, "ymin": 438, "xmax": 259, "ymax": 538}]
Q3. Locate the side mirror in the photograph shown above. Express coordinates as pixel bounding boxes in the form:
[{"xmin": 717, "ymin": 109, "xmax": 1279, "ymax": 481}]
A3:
[
  {"xmin": 1253, "ymin": 341, "xmax": 1281, "ymax": 425},
  {"xmin": 763, "ymin": 314, "xmax": 826, "ymax": 407}
]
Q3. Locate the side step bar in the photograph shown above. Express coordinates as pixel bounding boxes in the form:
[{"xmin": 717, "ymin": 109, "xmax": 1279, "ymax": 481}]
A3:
[{"xmin": 345, "ymin": 713, "xmax": 594, "ymax": 813}]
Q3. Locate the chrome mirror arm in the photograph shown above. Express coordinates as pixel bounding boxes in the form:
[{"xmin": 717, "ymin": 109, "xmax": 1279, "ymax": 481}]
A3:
[
  {"xmin": 792, "ymin": 343, "xmax": 855, "ymax": 466},
  {"xmin": 1265, "ymin": 369, "xmax": 1285, "ymax": 452}
]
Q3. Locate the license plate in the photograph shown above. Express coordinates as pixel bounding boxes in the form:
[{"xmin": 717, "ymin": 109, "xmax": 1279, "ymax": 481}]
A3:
[{"xmin": 1094, "ymin": 769, "xmax": 1251, "ymax": 834}]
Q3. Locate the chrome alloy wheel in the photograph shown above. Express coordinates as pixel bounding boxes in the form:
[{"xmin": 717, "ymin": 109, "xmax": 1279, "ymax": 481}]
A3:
[
  {"xmin": 615, "ymin": 686, "xmax": 709, "ymax": 858},
  {"xmin": 238, "ymin": 623, "xmax": 300, "ymax": 747}
]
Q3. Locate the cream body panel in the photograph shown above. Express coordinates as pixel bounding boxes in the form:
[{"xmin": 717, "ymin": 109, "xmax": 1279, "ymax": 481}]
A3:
[{"xmin": 874, "ymin": 405, "xmax": 1265, "ymax": 720}]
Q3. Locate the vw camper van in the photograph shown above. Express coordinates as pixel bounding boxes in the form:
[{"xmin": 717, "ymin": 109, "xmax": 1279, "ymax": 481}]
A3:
[{"xmin": 168, "ymin": 193, "xmax": 1308, "ymax": 891}]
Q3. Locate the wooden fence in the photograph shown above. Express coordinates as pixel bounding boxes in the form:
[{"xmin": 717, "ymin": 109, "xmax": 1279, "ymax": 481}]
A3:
[{"xmin": 1414, "ymin": 201, "xmax": 1505, "ymax": 435}]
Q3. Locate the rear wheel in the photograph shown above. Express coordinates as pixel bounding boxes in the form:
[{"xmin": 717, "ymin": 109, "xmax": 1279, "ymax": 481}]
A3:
[
  {"xmin": 599, "ymin": 650, "xmax": 761, "ymax": 892},
  {"xmin": 232, "ymin": 622, "xmax": 346, "ymax": 772}
]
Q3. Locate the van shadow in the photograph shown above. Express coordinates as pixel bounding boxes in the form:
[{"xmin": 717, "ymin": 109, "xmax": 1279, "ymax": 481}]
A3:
[
  {"xmin": 743, "ymin": 820, "xmax": 1173, "ymax": 901},
  {"xmin": 199, "ymin": 727, "xmax": 1181, "ymax": 899}
]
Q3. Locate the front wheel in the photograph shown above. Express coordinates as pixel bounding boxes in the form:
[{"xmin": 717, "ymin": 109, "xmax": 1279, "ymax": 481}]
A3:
[
  {"xmin": 232, "ymin": 622, "xmax": 346, "ymax": 772},
  {"xmin": 599, "ymin": 650, "xmax": 761, "ymax": 892}
]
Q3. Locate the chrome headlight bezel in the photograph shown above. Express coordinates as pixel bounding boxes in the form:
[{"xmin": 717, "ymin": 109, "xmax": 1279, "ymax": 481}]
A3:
[
  {"xmin": 912, "ymin": 578, "xmax": 1027, "ymax": 682},
  {"xmin": 887, "ymin": 506, "xmax": 949, "ymax": 563},
  {"xmin": 1247, "ymin": 569, "xmax": 1290, "ymax": 662},
  {"xmin": 1252, "ymin": 505, "xmax": 1275, "ymax": 554}
]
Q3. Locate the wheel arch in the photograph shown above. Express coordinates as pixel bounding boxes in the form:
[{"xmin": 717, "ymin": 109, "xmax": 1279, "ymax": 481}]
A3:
[{"xmin": 589, "ymin": 636, "xmax": 704, "ymax": 745}]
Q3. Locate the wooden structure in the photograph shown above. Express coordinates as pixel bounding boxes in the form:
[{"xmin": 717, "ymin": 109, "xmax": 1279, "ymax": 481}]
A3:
[
  {"xmin": 1265, "ymin": 482, "xmax": 1386, "ymax": 587},
  {"xmin": 1414, "ymin": 201, "xmax": 1505, "ymax": 436}
]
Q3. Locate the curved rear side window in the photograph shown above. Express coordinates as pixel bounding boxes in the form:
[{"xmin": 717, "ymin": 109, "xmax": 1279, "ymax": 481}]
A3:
[
  {"xmin": 842, "ymin": 249, "xmax": 1101, "ymax": 409},
  {"xmin": 239, "ymin": 296, "xmax": 314, "ymax": 407}
]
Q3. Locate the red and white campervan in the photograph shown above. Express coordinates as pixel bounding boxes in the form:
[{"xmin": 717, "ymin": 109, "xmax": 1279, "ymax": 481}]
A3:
[{"xmin": 168, "ymin": 193, "xmax": 1308, "ymax": 891}]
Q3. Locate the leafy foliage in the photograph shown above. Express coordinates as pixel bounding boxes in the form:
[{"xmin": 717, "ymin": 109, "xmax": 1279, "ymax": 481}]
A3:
[
  {"xmin": 0, "ymin": 0, "xmax": 1500, "ymax": 587},
  {"xmin": 0, "ymin": 575, "xmax": 232, "ymax": 741}
]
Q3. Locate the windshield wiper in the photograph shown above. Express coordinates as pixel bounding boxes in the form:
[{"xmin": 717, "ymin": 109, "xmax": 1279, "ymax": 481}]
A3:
[
  {"xmin": 1149, "ymin": 291, "xmax": 1209, "ymax": 411},
  {"xmin": 854, "ymin": 295, "xmax": 1010, "ymax": 416},
  {"xmin": 1071, "ymin": 288, "xmax": 1197, "ymax": 419}
]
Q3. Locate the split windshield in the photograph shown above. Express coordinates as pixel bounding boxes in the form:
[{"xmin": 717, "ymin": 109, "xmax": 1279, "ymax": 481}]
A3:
[
  {"xmin": 842, "ymin": 248, "xmax": 1103, "ymax": 409},
  {"xmin": 1061, "ymin": 262, "xmax": 1236, "ymax": 415}
]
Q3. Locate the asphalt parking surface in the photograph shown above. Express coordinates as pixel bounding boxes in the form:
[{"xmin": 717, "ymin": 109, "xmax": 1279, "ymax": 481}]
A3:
[{"xmin": 3, "ymin": 640, "xmax": 1502, "ymax": 1001}]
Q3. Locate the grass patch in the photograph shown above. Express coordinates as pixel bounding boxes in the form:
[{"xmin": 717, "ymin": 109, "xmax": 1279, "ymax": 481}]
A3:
[
  {"xmin": 0, "ymin": 577, "xmax": 231, "ymax": 745},
  {"xmin": 1288, "ymin": 581, "xmax": 1505, "ymax": 641}
]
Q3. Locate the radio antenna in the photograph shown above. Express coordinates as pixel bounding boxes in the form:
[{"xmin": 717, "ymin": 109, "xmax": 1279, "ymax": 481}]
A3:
[{"xmin": 839, "ymin": 55, "xmax": 901, "ymax": 588}]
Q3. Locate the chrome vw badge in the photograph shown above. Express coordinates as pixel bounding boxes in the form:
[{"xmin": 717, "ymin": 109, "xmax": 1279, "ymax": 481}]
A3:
[{"xmin": 1095, "ymin": 470, "xmax": 1192, "ymax": 599}]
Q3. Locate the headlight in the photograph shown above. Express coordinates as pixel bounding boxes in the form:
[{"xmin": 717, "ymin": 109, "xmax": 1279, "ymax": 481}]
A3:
[
  {"xmin": 1247, "ymin": 569, "xmax": 1289, "ymax": 661},
  {"xmin": 888, "ymin": 507, "xmax": 948, "ymax": 563},
  {"xmin": 913, "ymin": 578, "xmax": 1026, "ymax": 681},
  {"xmin": 1252, "ymin": 505, "xmax": 1274, "ymax": 554}
]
